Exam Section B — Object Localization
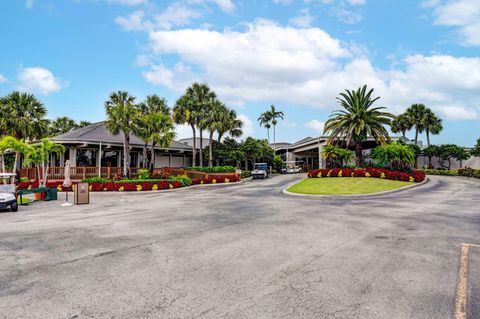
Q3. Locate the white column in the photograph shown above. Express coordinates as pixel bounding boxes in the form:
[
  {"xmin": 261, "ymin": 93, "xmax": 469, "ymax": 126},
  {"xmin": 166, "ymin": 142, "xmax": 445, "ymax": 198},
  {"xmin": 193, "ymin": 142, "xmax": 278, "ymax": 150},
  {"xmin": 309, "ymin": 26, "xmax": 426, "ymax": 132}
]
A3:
[
  {"xmin": 98, "ymin": 142, "xmax": 102, "ymax": 177},
  {"xmin": 70, "ymin": 148, "xmax": 77, "ymax": 166}
]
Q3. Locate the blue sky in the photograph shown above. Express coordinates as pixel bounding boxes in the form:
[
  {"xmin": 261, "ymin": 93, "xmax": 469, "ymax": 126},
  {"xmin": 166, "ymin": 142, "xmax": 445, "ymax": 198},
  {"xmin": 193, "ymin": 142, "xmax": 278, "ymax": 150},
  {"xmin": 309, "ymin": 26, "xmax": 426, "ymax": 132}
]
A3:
[{"xmin": 0, "ymin": 0, "xmax": 479, "ymax": 146}]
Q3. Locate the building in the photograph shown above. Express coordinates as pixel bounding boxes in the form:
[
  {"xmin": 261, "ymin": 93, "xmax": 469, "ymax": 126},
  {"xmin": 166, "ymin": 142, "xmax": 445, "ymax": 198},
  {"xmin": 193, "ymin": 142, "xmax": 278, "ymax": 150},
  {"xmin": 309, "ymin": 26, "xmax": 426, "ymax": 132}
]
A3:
[
  {"xmin": 49, "ymin": 121, "xmax": 194, "ymax": 168},
  {"xmin": 273, "ymin": 136, "xmax": 403, "ymax": 169}
]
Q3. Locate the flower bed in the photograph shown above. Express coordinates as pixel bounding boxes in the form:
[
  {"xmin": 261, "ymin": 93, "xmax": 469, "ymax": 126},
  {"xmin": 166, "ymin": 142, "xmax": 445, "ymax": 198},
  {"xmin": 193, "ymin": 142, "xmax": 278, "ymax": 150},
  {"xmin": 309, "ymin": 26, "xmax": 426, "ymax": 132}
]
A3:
[
  {"xmin": 307, "ymin": 168, "xmax": 426, "ymax": 183},
  {"xmin": 16, "ymin": 173, "xmax": 241, "ymax": 192}
]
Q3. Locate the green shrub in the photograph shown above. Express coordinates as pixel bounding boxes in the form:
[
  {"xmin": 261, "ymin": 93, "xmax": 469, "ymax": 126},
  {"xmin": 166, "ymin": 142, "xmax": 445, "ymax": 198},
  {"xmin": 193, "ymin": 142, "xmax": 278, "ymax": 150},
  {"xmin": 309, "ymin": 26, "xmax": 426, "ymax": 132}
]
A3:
[
  {"xmin": 241, "ymin": 170, "xmax": 251, "ymax": 178},
  {"xmin": 82, "ymin": 177, "xmax": 110, "ymax": 183},
  {"xmin": 138, "ymin": 169, "xmax": 150, "ymax": 179},
  {"xmin": 421, "ymin": 169, "xmax": 458, "ymax": 176},
  {"xmin": 169, "ymin": 175, "xmax": 192, "ymax": 187},
  {"xmin": 187, "ymin": 166, "xmax": 236, "ymax": 173},
  {"xmin": 19, "ymin": 177, "xmax": 30, "ymax": 182},
  {"xmin": 114, "ymin": 178, "xmax": 168, "ymax": 183}
]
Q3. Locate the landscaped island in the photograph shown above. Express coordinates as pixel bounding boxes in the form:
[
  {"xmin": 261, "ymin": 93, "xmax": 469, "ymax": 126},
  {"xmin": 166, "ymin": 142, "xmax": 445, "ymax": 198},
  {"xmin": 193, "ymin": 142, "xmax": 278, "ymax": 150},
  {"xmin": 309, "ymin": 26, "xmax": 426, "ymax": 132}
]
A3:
[{"xmin": 286, "ymin": 168, "xmax": 426, "ymax": 196}]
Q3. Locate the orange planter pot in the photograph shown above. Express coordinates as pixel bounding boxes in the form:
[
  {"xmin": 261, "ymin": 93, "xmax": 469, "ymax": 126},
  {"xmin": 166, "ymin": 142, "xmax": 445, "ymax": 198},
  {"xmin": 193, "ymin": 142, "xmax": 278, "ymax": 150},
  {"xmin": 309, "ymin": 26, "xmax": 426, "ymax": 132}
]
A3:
[{"xmin": 34, "ymin": 192, "xmax": 46, "ymax": 200}]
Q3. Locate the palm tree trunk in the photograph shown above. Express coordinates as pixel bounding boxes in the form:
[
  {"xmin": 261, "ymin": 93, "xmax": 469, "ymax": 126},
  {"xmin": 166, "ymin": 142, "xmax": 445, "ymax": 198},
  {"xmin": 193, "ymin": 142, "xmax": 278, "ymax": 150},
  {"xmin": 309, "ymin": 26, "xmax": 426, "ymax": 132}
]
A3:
[
  {"xmin": 217, "ymin": 133, "xmax": 223, "ymax": 143},
  {"xmin": 267, "ymin": 128, "xmax": 270, "ymax": 143},
  {"xmin": 143, "ymin": 143, "xmax": 148, "ymax": 168},
  {"xmin": 402, "ymin": 130, "xmax": 406, "ymax": 141},
  {"xmin": 355, "ymin": 142, "xmax": 363, "ymax": 167},
  {"xmin": 209, "ymin": 130, "xmax": 214, "ymax": 167},
  {"xmin": 273, "ymin": 124, "xmax": 276, "ymax": 155},
  {"xmin": 414, "ymin": 126, "xmax": 419, "ymax": 145},
  {"xmin": 426, "ymin": 130, "xmax": 430, "ymax": 147},
  {"xmin": 199, "ymin": 129, "xmax": 203, "ymax": 167},
  {"xmin": 191, "ymin": 124, "xmax": 196, "ymax": 167},
  {"xmin": 150, "ymin": 142, "xmax": 156, "ymax": 171},
  {"xmin": 123, "ymin": 133, "xmax": 130, "ymax": 177}
]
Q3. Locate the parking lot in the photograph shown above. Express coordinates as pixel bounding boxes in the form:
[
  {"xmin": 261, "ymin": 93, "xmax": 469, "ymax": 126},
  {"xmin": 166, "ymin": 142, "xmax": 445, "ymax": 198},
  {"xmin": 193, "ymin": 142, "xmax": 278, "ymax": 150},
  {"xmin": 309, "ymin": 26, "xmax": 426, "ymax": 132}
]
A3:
[{"xmin": 0, "ymin": 174, "xmax": 479, "ymax": 318}]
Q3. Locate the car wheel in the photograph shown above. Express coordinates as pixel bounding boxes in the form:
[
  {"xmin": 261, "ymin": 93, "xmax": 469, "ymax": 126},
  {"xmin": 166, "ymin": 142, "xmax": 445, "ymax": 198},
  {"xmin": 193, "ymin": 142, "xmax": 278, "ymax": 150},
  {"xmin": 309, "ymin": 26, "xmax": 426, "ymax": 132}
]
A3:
[{"xmin": 10, "ymin": 202, "xmax": 18, "ymax": 212}]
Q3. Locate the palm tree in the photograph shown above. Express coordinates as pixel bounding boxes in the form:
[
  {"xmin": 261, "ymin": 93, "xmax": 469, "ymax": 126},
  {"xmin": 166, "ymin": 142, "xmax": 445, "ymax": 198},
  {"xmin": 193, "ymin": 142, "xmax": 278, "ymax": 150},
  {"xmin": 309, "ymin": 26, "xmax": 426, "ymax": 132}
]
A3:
[
  {"xmin": 49, "ymin": 116, "xmax": 78, "ymax": 136},
  {"xmin": 217, "ymin": 108, "xmax": 243, "ymax": 142},
  {"xmin": 267, "ymin": 105, "xmax": 284, "ymax": 153},
  {"xmin": 173, "ymin": 94, "xmax": 197, "ymax": 166},
  {"xmin": 405, "ymin": 103, "xmax": 427, "ymax": 146},
  {"xmin": 24, "ymin": 138, "xmax": 65, "ymax": 187},
  {"xmin": 143, "ymin": 112, "xmax": 176, "ymax": 171},
  {"xmin": 422, "ymin": 109, "xmax": 443, "ymax": 146},
  {"xmin": 135, "ymin": 95, "xmax": 170, "ymax": 168},
  {"xmin": 200, "ymin": 100, "xmax": 227, "ymax": 167},
  {"xmin": 105, "ymin": 91, "xmax": 137, "ymax": 177},
  {"xmin": 0, "ymin": 136, "xmax": 28, "ymax": 175},
  {"xmin": 78, "ymin": 121, "xmax": 92, "ymax": 128},
  {"xmin": 257, "ymin": 112, "xmax": 272, "ymax": 143},
  {"xmin": 390, "ymin": 114, "xmax": 413, "ymax": 141},
  {"xmin": 323, "ymin": 85, "xmax": 394, "ymax": 167},
  {"xmin": 186, "ymin": 83, "xmax": 217, "ymax": 167},
  {"xmin": 0, "ymin": 91, "xmax": 49, "ymax": 140}
]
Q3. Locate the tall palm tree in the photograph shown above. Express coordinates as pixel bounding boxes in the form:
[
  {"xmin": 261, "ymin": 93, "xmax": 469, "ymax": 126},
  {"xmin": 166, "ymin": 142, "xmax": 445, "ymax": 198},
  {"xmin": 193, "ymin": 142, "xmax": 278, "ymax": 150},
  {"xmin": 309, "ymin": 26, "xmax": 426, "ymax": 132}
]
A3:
[
  {"xmin": 267, "ymin": 105, "xmax": 284, "ymax": 153},
  {"xmin": 217, "ymin": 108, "xmax": 243, "ymax": 142},
  {"xmin": 143, "ymin": 112, "xmax": 176, "ymax": 171},
  {"xmin": 390, "ymin": 114, "xmax": 413, "ymax": 141},
  {"xmin": 257, "ymin": 112, "xmax": 272, "ymax": 142},
  {"xmin": 0, "ymin": 91, "xmax": 49, "ymax": 140},
  {"xmin": 422, "ymin": 109, "xmax": 443, "ymax": 146},
  {"xmin": 135, "ymin": 95, "xmax": 170, "ymax": 168},
  {"xmin": 49, "ymin": 116, "xmax": 78, "ymax": 136},
  {"xmin": 323, "ymin": 85, "xmax": 394, "ymax": 166},
  {"xmin": 105, "ymin": 91, "xmax": 137, "ymax": 177},
  {"xmin": 173, "ymin": 94, "xmax": 197, "ymax": 166},
  {"xmin": 186, "ymin": 83, "xmax": 217, "ymax": 167},
  {"xmin": 200, "ymin": 100, "xmax": 227, "ymax": 167},
  {"xmin": 405, "ymin": 103, "xmax": 427, "ymax": 146},
  {"xmin": 78, "ymin": 121, "xmax": 92, "ymax": 128}
]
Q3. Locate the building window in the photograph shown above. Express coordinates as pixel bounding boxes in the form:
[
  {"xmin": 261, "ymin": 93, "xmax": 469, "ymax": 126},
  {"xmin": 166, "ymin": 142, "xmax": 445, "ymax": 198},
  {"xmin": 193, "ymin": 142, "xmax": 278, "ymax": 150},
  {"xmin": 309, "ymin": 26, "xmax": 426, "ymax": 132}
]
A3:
[
  {"xmin": 101, "ymin": 151, "xmax": 118, "ymax": 167},
  {"xmin": 76, "ymin": 149, "xmax": 97, "ymax": 167}
]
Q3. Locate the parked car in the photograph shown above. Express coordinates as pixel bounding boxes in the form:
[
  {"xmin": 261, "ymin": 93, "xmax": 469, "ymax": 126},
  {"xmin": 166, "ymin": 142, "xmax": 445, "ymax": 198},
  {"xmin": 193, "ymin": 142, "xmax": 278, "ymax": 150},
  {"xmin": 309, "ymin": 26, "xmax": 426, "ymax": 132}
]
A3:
[
  {"xmin": 0, "ymin": 173, "xmax": 18, "ymax": 212},
  {"xmin": 281, "ymin": 165, "xmax": 303, "ymax": 174},
  {"xmin": 252, "ymin": 163, "xmax": 269, "ymax": 179}
]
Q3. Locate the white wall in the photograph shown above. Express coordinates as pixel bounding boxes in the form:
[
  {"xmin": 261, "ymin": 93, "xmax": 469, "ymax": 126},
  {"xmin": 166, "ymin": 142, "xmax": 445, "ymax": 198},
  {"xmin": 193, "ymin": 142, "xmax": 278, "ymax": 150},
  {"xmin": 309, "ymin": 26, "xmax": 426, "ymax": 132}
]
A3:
[
  {"xmin": 417, "ymin": 155, "xmax": 480, "ymax": 169},
  {"xmin": 155, "ymin": 155, "xmax": 170, "ymax": 167}
]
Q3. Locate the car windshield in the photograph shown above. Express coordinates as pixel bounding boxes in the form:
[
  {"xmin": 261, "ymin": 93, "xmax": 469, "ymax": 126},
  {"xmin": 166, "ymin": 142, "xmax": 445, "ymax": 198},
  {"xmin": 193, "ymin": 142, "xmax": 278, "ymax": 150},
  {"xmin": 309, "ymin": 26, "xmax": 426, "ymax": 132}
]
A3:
[{"xmin": 255, "ymin": 164, "xmax": 267, "ymax": 170}]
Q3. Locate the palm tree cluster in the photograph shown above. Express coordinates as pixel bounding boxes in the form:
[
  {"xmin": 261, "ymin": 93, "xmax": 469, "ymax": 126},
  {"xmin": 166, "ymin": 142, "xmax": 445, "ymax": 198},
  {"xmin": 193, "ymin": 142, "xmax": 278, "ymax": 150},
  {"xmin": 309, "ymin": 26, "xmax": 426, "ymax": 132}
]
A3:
[
  {"xmin": 391, "ymin": 104, "xmax": 443, "ymax": 146},
  {"xmin": 323, "ymin": 85, "xmax": 394, "ymax": 166},
  {"xmin": 257, "ymin": 105, "xmax": 284, "ymax": 151},
  {"xmin": 48, "ymin": 117, "xmax": 91, "ymax": 137},
  {"xmin": 173, "ymin": 83, "xmax": 243, "ymax": 167},
  {"xmin": 105, "ymin": 92, "xmax": 176, "ymax": 177}
]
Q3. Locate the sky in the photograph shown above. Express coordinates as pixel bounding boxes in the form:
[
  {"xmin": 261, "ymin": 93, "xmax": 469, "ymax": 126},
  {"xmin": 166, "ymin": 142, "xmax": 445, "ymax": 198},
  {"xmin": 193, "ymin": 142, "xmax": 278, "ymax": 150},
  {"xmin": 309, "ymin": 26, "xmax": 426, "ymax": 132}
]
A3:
[{"xmin": 0, "ymin": 0, "xmax": 479, "ymax": 146}]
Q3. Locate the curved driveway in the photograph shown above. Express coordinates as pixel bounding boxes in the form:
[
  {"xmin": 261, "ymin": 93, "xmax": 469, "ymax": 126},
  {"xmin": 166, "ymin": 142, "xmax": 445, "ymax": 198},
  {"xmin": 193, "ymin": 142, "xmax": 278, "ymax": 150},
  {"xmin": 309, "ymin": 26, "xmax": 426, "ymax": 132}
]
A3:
[{"xmin": 1, "ymin": 174, "xmax": 479, "ymax": 318}]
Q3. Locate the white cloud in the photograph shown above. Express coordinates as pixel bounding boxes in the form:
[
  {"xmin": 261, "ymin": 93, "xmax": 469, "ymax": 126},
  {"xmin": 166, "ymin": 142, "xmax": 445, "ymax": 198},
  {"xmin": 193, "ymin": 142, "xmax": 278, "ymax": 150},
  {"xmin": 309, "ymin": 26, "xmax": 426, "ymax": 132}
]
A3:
[
  {"xmin": 25, "ymin": 0, "xmax": 34, "ymax": 8},
  {"xmin": 155, "ymin": 3, "xmax": 202, "ymax": 30},
  {"xmin": 0, "ymin": 74, "xmax": 6, "ymax": 83},
  {"xmin": 16, "ymin": 67, "xmax": 63, "ymax": 95},
  {"xmin": 140, "ymin": 19, "xmax": 480, "ymax": 121},
  {"xmin": 428, "ymin": 0, "xmax": 480, "ymax": 46},
  {"xmin": 211, "ymin": 0, "xmax": 234, "ymax": 13},
  {"xmin": 305, "ymin": 120, "xmax": 325, "ymax": 134},
  {"xmin": 289, "ymin": 8, "xmax": 314, "ymax": 28},
  {"xmin": 115, "ymin": 10, "xmax": 146, "ymax": 31},
  {"xmin": 237, "ymin": 114, "xmax": 254, "ymax": 138},
  {"xmin": 106, "ymin": 0, "xmax": 147, "ymax": 5}
]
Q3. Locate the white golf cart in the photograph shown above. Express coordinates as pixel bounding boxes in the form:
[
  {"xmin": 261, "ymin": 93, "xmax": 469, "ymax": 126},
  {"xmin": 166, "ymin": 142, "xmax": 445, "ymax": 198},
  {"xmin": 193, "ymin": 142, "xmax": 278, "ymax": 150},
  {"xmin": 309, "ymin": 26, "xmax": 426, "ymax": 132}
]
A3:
[
  {"xmin": 0, "ymin": 173, "xmax": 18, "ymax": 212},
  {"xmin": 280, "ymin": 161, "xmax": 304, "ymax": 174}
]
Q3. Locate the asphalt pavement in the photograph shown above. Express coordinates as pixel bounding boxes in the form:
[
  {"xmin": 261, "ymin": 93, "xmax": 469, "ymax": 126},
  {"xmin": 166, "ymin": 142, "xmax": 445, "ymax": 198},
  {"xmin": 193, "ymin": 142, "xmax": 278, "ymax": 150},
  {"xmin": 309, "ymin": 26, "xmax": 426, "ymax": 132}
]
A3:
[{"xmin": 0, "ymin": 174, "xmax": 479, "ymax": 318}]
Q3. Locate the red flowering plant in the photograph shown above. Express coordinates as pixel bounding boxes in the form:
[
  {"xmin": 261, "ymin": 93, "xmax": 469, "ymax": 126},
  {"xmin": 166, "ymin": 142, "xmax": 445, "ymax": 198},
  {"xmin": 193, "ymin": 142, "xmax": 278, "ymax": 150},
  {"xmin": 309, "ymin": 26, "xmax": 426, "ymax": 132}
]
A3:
[{"xmin": 307, "ymin": 167, "xmax": 425, "ymax": 183}]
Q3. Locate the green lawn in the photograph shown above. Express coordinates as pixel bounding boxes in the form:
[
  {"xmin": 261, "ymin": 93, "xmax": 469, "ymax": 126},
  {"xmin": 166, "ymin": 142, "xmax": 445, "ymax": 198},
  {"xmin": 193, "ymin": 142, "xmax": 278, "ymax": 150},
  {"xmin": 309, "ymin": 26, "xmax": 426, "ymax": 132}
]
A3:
[{"xmin": 286, "ymin": 177, "xmax": 412, "ymax": 195}]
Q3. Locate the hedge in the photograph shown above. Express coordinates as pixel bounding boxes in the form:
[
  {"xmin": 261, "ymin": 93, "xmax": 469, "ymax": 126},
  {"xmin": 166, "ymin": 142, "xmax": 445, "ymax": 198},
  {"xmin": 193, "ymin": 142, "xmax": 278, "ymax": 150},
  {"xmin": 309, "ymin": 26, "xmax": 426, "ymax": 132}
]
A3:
[
  {"xmin": 422, "ymin": 168, "xmax": 480, "ymax": 178},
  {"xmin": 307, "ymin": 168, "xmax": 426, "ymax": 183},
  {"xmin": 187, "ymin": 166, "xmax": 236, "ymax": 173}
]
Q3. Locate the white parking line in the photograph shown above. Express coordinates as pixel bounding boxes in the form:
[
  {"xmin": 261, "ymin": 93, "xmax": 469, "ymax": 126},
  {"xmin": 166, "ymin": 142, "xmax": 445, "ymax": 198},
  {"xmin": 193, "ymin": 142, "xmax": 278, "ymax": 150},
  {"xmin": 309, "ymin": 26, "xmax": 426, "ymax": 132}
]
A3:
[{"xmin": 455, "ymin": 243, "xmax": 480, "ymax": 319}]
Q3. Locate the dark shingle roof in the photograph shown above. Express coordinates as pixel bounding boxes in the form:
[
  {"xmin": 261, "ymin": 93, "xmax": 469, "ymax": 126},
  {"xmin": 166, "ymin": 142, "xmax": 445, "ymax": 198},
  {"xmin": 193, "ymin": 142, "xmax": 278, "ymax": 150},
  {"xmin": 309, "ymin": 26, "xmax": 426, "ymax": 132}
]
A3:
[{"xmin": 51, "ymin": 121, "xmax": 192, "ymax": 151}]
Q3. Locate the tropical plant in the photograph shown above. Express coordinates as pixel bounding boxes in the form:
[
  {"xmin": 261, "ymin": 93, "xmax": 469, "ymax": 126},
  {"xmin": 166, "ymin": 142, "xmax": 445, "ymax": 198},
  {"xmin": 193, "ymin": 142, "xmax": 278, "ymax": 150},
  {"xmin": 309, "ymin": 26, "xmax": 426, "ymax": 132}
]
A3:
[
  {"xmin": 200, "ymin": 100, "xmax": 227, "ymax": 167},
  {"xmin": 173, "ymin": 94, "xmax": 197, "ymax": 166},
  {"xmin": 321, "ymin": 144, "xmax": 354, "ymax": 168},
  {"xmin": 423, "ymin": 144, "xmax": 440, "ymax": 168},
  {"xmin": 135, "ymin": 95, "xmax": 171, "ymax": 168},
  {"xmin": 471, "ymin": 138, "xmax": 480, "ymax": 157},
  {"xmin": 24, "ymin": 138, "xmax": 65, "ymax": 187},
  {"xmin": 371, "ymin": 143, "xmax": 415, "ymax": 171},
  {"xmin": 257, "ymin": 112, "xmax": 272, "ymax": 143},
  {"xmin": 323, "ymin": 85, "xmax": 394, "ymax": 167},
  {"xmin": 405, "ymin": 104, "xmax": 427, "ymax": 145},
  {"xmin": 0, "ymin": 136, "xmax": 28, "ymax": 176},
  {"xmin": 143, "ymin": 112, "xmax": 176, "ymax": 172},
  {"xmin": 390, "ymin": 114, "xmax": 412, "ymax": 141},
  {"xmin": 49, "ymin": 116, "xmax": 78, "ymax": 136},
  {"xmin": 422, "ymin": 109, "xmax": 443, "ymax": 146},
  {"xmin": 267, "ymin": 105, "xmax": 284, "ymax": 153},
  {"xmin": 104, "ymin": 91, "xmax": 138, "ymax": 177},
  {"xmin": 78, "ymin": 121, "xmax": 92, "ymax": 128},
  {"xmin": 186, "ymin": 83, "xmax": 217, "ymax": 167},
  {"xmin": 0, "ymin": 91, "xmax": 49, "ymax": 140},
  {"xmin": 217, "ymin": 108, "xmax": 243, "ymax": 142},
  {"xmin": 436, "ymin": 144, "xmax": 470, "ymax": 170}
]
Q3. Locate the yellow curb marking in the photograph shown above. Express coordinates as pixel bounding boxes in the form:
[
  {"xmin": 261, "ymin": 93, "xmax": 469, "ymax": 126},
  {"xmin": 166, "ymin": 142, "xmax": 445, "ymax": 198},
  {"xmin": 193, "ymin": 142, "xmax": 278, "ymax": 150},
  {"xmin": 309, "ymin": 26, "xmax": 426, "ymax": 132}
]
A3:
[{"xmin": 455, "ymin": 243, "xmax": 480, "ymax": 319}]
